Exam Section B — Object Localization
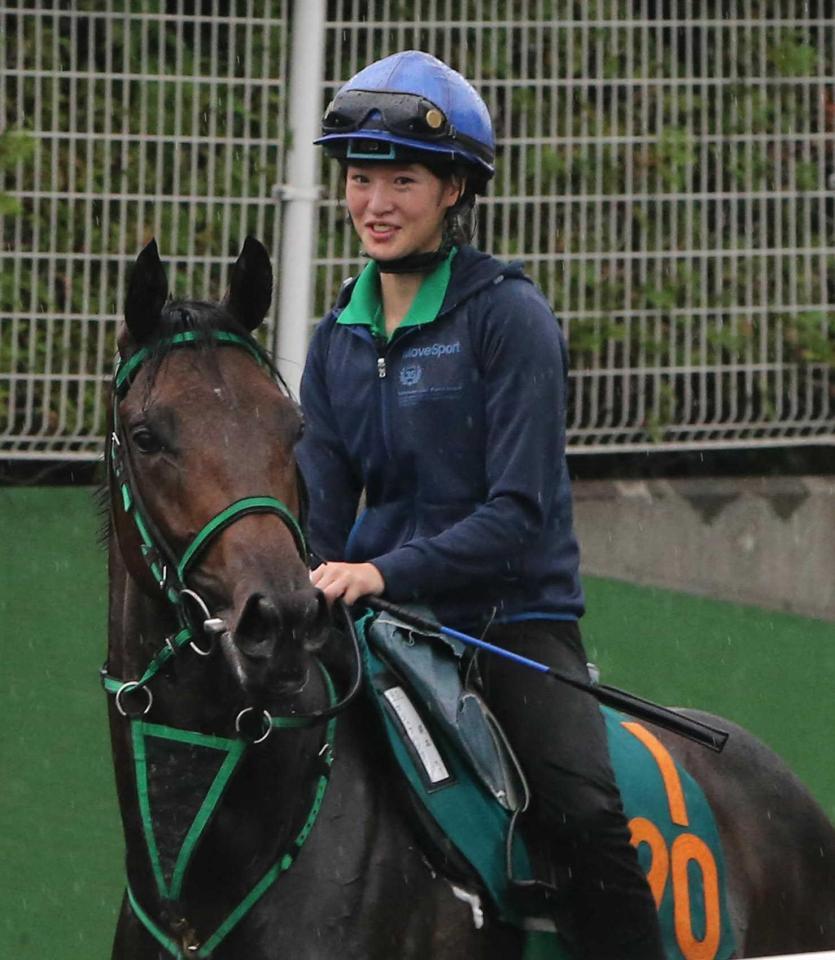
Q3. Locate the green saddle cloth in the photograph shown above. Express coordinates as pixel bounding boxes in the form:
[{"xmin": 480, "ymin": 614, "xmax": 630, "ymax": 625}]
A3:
[{"xmin": 357, "ymin": 611, "xmax": 736, "ymax": 960}]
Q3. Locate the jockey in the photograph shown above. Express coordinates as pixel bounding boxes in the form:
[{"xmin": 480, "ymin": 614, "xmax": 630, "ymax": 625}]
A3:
[{"xmin": 297, "ymin": 50, "xmax": 664, "ymax": 959}]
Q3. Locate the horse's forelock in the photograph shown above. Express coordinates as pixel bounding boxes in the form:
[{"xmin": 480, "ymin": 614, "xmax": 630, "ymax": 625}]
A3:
[{"xmin": 135, "ymin": 299, "xmax": 286, "ymax": 397}]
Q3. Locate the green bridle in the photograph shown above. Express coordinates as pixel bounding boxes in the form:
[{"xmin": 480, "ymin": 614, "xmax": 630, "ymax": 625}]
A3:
[
  {"xmin": 105, "ymin": 330, "xmax": 314, "ymax": 708},
  {"xmin": 103, "ymin": 327, "xmax": 362, "ymax": 726},
  {"xmin": 111, "ymin": 330, "xmax": 308, "ymax": 643},
  {"xmin": 102, "ymin": 328, "xmax": 358, "ymax": 957}
]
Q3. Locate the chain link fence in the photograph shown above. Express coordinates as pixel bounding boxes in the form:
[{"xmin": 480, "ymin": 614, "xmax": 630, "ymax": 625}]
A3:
[{"xmin": 2, "ymin": 1, "xmax": 833, "ymax": 460}]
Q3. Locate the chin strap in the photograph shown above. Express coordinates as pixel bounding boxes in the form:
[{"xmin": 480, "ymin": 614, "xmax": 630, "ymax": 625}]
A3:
[{"xmin": 373, "ymin": 235, "xmax": 454, "ymax": 274}]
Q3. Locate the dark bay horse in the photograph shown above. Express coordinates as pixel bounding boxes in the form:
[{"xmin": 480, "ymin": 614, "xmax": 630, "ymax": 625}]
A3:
[{"xmin": 105, "ymin": 238, "xmax": 835, "ymax": 959}]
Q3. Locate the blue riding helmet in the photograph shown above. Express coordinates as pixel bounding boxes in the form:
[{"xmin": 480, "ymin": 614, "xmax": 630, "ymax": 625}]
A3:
[{"xmin": 316, "ymin": 50, "xmax": 495, "ymax": 183}]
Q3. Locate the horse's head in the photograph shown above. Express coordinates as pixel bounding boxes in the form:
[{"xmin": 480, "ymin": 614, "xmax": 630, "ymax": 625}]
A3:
[{"xmin": 110, "ymin": 237, "xmax": 328, "ymax": 709}]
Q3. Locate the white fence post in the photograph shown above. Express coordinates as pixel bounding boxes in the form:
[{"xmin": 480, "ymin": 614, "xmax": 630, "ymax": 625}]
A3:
[{"xmin": 274, "ymin": 0, "xmax": 326, "ymax": 399}]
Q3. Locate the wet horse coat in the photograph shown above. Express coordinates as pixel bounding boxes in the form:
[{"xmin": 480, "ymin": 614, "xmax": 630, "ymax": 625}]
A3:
[{"xmin": 106, "ymin": 238, "xmax": 835, "ymax": 959}]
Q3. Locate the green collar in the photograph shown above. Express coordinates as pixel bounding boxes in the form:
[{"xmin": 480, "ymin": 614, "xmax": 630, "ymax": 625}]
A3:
[{"xmin": 337, "ymin": 248, "xmax": 457, "ymax": 340}]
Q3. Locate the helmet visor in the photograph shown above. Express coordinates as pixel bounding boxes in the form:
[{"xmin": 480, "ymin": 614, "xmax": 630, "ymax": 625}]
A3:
[{"xmin": 322, "ymin": 89, "xmax": 451, "ymax": 141}]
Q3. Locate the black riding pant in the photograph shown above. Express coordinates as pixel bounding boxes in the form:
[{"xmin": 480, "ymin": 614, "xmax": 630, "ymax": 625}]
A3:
[{"xmin": 480, "ymin": 619, "xmax": 665, "ymax": 960}]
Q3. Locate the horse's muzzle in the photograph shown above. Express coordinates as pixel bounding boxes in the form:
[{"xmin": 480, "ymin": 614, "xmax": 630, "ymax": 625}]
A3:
[{"xmin": 227, "ymin": 588, "xmax": 330, "ymax": 695}]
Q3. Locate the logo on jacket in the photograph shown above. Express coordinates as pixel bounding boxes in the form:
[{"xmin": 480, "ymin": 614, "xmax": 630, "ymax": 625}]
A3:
[
  {"xmin": 402, "ymin": 341, "xmax": 461, "ymax": 359},
  {"xmin": 400, "ymin": 364, "xmax": 422, "ymax": 386}
]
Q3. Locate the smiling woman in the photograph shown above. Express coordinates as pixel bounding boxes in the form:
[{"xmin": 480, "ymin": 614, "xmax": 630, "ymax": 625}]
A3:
[{"xmin": 297, "ymin": 49, "xmax": 667, "ymax": 960}]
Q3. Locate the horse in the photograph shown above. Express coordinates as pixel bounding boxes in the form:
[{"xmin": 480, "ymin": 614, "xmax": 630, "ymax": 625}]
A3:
[{"xmin": 104, "ymin": 237, "xmax": 835, "ymax": 959}]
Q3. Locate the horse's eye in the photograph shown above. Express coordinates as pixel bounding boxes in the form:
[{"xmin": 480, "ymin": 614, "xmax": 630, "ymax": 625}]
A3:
[{"xmin": 131, "ymin": 428, "xmax": 162, "ymax": 454}]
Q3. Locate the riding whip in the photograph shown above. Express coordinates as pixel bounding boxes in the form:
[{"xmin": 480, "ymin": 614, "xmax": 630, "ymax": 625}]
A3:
[{"xmin": 363, "ymin": 596, "xmax": 729, "ymax": 752}]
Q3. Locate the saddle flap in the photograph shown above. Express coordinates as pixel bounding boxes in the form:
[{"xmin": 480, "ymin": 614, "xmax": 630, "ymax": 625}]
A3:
[{"xmin": 367, "ymin": 612, "xmax": 525, "ymax": 810}]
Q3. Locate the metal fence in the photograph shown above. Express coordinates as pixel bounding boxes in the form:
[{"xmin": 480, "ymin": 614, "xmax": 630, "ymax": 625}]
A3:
[
  {"xmin": 0, "ymin": 0, "xmax": 290, "ymax": 460},
  {"xmin": 2, "ymin": 1, "xmax": 834, "ymax": 461}
]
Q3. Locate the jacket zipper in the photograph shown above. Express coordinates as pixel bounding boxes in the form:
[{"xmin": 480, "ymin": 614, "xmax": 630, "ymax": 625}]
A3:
[
  {"xmin": 377, "ymin": 344, "xmax": 391, "ymax": 459},
  {"xmin": 377, "ymin": 326, "xmax": 422, "ymax": 462}
]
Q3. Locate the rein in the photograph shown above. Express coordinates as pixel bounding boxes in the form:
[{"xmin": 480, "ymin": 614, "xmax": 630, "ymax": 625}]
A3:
[{"xmin": 104, "ymin": 328, "xmax": 361, "ymax": 956}]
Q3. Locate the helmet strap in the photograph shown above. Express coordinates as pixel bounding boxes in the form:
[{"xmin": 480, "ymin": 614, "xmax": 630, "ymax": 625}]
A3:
[
  {"xmin": 370, "ymin": 201, "xmax": 466, "ymax": 275},
  {"xmin": 373, "ymin": 236, "xmax": 454, "ymax": 275}
]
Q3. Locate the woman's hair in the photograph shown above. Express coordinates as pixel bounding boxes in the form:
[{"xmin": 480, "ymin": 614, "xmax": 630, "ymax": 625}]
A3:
[
  {"xmin": 427, "ymin": 158, "xmax": 479, "ymax": 246},
  {"xmin": 338, "ymin": 155, "xmax": 481, "ymax": 246}
]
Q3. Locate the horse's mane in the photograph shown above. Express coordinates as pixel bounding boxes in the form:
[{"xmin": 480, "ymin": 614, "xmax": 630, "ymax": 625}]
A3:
[{"xmin": 94, "ymin": 482, "xmax": 111, "ymax": 549}]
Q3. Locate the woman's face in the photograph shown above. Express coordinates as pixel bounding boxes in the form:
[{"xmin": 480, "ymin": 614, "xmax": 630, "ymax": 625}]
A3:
[{"xmin": 344, "ymin": 162, "xmax": 461, "ymax": 262}]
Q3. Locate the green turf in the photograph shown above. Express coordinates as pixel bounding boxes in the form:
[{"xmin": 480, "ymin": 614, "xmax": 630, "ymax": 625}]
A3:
[
  {"xmin": 0, "ymin": 486, "xmax": 120, "ymax": 959},
  {"xmin": 1, "ymin": 486, "xmax": 832, "ymax": 957},
  {"xmin": 582, "ymin": 575, "xmax": 835, "ymax": 822}
]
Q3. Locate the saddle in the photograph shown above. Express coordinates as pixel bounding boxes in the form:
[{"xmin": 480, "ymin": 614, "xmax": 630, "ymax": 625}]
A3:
[
  {"xmin": 358, "ymin": 609, "xmax": 737, "ymax": 960},
  {"xmin": 362, "ymin": 610, "xmax": 535, "ymax": 910}
]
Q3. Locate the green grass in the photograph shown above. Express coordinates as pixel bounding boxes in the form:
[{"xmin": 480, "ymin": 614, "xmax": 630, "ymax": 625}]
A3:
[{"xmin": 0, "ymin": 486, "xmax": 832, "ymax": 957}]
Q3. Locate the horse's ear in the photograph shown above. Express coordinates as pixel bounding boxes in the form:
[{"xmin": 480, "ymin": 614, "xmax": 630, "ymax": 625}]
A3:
[
  {"xmin": 226, "ymin": 236, "xmax": 273, "ymax": 331},
  {"xmin": 124, "ymin": 239, "xmax": 168, "ymax": 345}
]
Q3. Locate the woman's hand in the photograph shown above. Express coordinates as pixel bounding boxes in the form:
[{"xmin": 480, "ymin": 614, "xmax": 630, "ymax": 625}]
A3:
[{"xmin": 310, "ymin": 561, "xmax": 385, "ymax": 606}]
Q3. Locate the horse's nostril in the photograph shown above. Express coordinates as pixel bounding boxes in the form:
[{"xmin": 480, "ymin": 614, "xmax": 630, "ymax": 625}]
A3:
[
  {"xmin": 232, "ymin": 588, "xmax": 331, "ymax": 660},
  {"xmin": 301, "ymin": 589, "xmax": 332, "ymax": 652},
  {"xmin": 314, "ymin": 589, "xmax": 330, "ymax": 626},
  {"xmin": 234, "ymin": 593, "xmax": 281, "ymax": 659}
]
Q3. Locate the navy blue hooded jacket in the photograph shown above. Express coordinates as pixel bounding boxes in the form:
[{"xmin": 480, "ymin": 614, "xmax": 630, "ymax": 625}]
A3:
[{"xmin": 297, "ymin": 244, "xmax": 584, "ymax": 631}]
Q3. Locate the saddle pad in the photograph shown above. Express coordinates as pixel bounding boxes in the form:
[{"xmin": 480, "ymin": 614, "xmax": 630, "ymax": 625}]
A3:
[
  {"xmin": 521, "ymin": 711, "xmax": 737, "ymax": 960},
  {"xmin": 358, "ymin": 615, "xmax": 736, "ymax": 960}
]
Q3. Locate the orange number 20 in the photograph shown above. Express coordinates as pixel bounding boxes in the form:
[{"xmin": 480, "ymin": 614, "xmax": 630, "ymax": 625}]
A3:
[{"xmin": 622, "ymin": 722, "xmax": 721, "ymax": 960}]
